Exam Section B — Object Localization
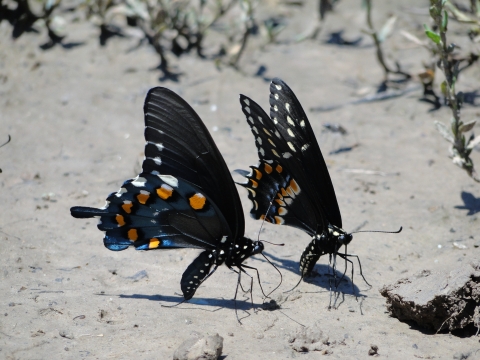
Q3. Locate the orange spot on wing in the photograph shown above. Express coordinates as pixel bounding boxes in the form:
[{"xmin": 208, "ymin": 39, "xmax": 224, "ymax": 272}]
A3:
[
  {"xmin": 157, "ymin": 184, "xmax": 173, "ymax": 200},
  {"xmin": 189, "ymin": 193, "xmax": 206, "ymax": 210},
  {"xmin": 254, "ymin": 169, "xmax": 262, "ymax": 180},
  {"xmin": 289, "ymin": 179, "xmax": 300, "ymax": 194},
  {"xmin": 281, "ymin": 188, "xmax": 288, "ymax": 197},
  {"xmin": 277, "ymin": 192, "xmax": 283, "ymax": 200},
  {"xmin": 128, "ymin": 229, "xmax": 138, "ymax": 241},
  {"xmin": 260, "ymin": 215, "xmax": 266, "ymax": 220},
  {"xmin": 276, "ymin": 164, "xmax": 283, "ymax": 173},
  {"xmin": 264, "ymin": 163, "xmax": 272, "ymax": 174},
  {"xmin": 137, "ymin": 191, "xmax": 150, "ymax": 204},
  {"xmin": 286, "ymin": 186, "xmax": 295, "ymax": 198},
  {"xmin": 116, "ymin": 214, "xmax": 126, "ymax": 226},
  {"xmin": 274, "ymin": 216, "xmax": 284, "ymax": 224},
  {"xmin": 122, "ymin": 202, "xmax": 133, "ymax": 214},
  {"xmin": 149, "ymin": 238, "xmax": 160, "ymax": 249},
  {"xmin": 275, "ymin": 199, "xmax": 286, "ymax": 207},
  {"xmin": 250, "ymin": 179, "xmax": 258, "ymax": 189}
]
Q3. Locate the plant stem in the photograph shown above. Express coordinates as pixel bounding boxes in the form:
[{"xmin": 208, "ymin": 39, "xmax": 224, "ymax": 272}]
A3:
[{"xmin": 430, "ymin": 0, "xmax": 479, "ymax": 181}]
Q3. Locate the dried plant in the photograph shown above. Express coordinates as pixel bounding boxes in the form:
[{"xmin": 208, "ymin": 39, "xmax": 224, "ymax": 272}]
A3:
[
  {"xmin": 426, "ymin": 0, "xmax": 480, "ymax": 182},
  {"xmin": 363, "ymin": 0, "xmax": 410, "ymax": 88},
  {"xmin": 1, "ymin": 0, "xmax": 66, "ymax": 47}
]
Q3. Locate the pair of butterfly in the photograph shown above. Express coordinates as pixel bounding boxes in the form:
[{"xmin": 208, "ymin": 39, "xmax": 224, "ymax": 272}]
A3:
[{"xmin": 71, "ymin": 78, "xmax": 400, "ymax": 304}]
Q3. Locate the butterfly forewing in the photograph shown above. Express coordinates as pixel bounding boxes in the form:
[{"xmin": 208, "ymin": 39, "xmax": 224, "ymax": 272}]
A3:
[
  {"xmin": 268, "ymin": 78, "xmax": 342, "ymax": 228},
  {"xmin": 143, "ymin": 88, "xmax": 245, "ymax": 240}
]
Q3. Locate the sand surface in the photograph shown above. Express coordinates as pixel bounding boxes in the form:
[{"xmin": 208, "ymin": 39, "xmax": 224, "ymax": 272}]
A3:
[{"xmin": 1, "ymin": 1, "xmax": 480, "ymax": 358}]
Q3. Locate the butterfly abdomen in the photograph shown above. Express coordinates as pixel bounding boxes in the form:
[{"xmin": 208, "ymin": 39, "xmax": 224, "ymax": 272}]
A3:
[
  {"xmin": 181, "ymin": 250, "xmax": 215, "ymax": 300},
  {"xmin": 299, "ymin": 236, "xmax": 323, "ymax": 276}
]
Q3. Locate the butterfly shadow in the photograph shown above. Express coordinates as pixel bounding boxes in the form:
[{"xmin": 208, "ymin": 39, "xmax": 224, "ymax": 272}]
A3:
[
  {"xmin": 261, "ymin": 251, "xmax": 362, "ymax": 297},
  {"xmin": 114, "ymin": 292, "xmax": 262, "ymax": 311},
  {"xmin": 454, "ymin": 191, "xmax": 480, "ymax": 215}
]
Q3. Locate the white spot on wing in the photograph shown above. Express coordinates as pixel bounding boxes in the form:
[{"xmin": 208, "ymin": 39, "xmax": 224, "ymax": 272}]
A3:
[
  {"xmin": 275, "ymin": 84, "xmax": 282, "ymax": 90},
  {"xmin": 259, "ymin": 148, "xmax": 265, "ymax": 157},
  {"xmin": 252, "ymin": 126, "xmax": 259, "ymax": 134},
  {"xmin": 244, "ymin": 98, "xmax": 250, "ymax": 106},
  {"xmin": 283, "ymin": 152, "xmax": 292, "ymax": 159},
  {"xmin": 273, "ymin": 118, "xmax": 278, "ymax": 124},
  {"xmin": 244, "ymin": 106, "xmax": 251, "ymax": 114},
  {"xmin": 116, "ymin": 188, "xmax": 127, "ymax": 196},
  {"xmin": 271, "ymin": 149, "xmax": 280, "ymax": 158},
  {"xmin": 287, "ymin": 116, "xmax": 295, "ymax": 126},
  {"xmin": 153, "ymin": 157, "xmax": 162, "ymax": 165},
  {"xmin": 132, "ymin": 176, "xmax": 147, "ymax": 187},
  {"xmin": 273, "ymin": 104, "xmax": 278, "ymax": 112},
  {"xmin": 287, "ymin": 128, "xmax": 295, "ymax": 137},
  {"xmin": 285, "ymin": 103, "xmax": 291, "ymax": 113},
  {"xmin": 274, "ymin": 94, "xmax": 279, "ymax": 100},
  {"xmin": 287, "ymin": 142, "xmax": 296, "ymax": 152},
  {"xmin": 257, "ymin": 137, "xmax": 262, "ymax": 145},
  {"xmin": 300, "ymin": 120, "xmax": 306, "ymax": 128},
  {"xmin": 159, "ymin": 175, "xmax": 178, "ymax": 187},
  {"xmin": 301, "ymin": 144, "xmax": 309, "ymax": 151}
]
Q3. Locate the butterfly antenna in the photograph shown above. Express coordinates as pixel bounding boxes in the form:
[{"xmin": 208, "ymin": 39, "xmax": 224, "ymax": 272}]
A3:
[
  {"xmin": 257, "ymin": 201, "xmax": 285, "ymax": 246},
  {"xmin": 0, "ymin": 135, "xmax": 11, "ymax": 148},
  {"xmin": 261, "ymin": 252, "xmax": 283, "ymax": 298},
  {"xmin": 351, "ymin": 226, "xmax": 402, "ymax": 235}
]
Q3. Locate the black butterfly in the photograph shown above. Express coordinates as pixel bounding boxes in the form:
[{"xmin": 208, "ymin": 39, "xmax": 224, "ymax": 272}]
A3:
[
  {"xmin": 71, "ymin": 87, "xmax": 270, "ymax": 303},
  {"xmin": 237, "ymin": 78, "xmax": 401, "ymax": 292}
]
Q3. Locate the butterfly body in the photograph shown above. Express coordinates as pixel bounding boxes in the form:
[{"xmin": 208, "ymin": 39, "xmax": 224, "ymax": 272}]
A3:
[
  {"xmin": 238, "ymin": 78, "xmax": 354, "ymax": 280},
  {"xmin": 71, "ymin": 87, "xmax": 264, "ymax": 301}
]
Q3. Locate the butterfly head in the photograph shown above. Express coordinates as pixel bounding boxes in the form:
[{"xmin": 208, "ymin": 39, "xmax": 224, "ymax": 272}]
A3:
[
  {"xmin": 337, "ymin": 232, "xmax": 353, "ymax": 246},
  {"xmin": 252, "ymin": 239, "xmax": 265, "ymax": 255},
  {"xmin": 328, "ymin": 224, "xmax": 352, "ymax": 247}
]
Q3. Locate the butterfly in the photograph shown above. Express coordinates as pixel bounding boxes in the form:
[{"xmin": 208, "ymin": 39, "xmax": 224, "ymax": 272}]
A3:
[
  {"xmin": 236, "ymin": 78, "xmax": 401, "ymax": 292},
  {"xmin": 71, "ymin": 87, "xmax": 271, "ymax": 303}
]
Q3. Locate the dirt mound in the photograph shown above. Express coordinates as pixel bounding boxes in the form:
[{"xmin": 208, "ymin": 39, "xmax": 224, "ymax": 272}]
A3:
[{"xmin": 380, "ymin": 260, "xmax": 480, "ymax": 333}]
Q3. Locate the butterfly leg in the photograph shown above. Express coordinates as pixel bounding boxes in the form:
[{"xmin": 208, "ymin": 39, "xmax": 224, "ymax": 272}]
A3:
[
  {"xmin": 327, "ymin": 253, "xmax": 339, "ymax": 309},
  {"xmin": 231, "ymin": 268, "xmax": 252, "ymax": 324},
  {"xmin": 337, "ymin": 252, "xmax": 371, "ymax": 287},
  {"xmin": 336, "ymin": 252, "xmax": 357, "ymax": 300},
  {"xmin": 238, "ymin": 265, "xmax": 256, "ymax": 312}
]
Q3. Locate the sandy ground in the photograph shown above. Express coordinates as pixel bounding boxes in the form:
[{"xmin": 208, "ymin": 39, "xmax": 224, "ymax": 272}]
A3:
[{"xmin": 1, "ymin": 1, "xmax": 480, "ymax": 359}]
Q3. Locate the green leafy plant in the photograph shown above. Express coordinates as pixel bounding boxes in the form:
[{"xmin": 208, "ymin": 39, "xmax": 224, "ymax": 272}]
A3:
[{"xmin": 427, "ymin": 0, "xmax": 480, "ymax": 182}]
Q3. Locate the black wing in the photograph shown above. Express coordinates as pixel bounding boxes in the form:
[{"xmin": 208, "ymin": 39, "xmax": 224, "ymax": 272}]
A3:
[
  {"xmin": 71, "ymin": 173, "xmax": 230, "ymax": 252},
  {"xmin": 238, "ymin": 79, "xmax": 341, "ymax": 234},
  {"xmin": 268, "ymin": 78, "xmax": 341, "ymax": 228},
  {"xmin": 142, "ymin": 87, "xmax": 244, "ymax": 240}
]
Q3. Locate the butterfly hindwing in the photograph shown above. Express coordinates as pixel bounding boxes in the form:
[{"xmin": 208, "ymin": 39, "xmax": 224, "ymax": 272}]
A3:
[
  {"xmin": 238, "ymin": 160, "xmax": 317, "ymax": 235},
  {"xmin": 71, "ymin": 172, "xmax": 231, "ymax": 253}
]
